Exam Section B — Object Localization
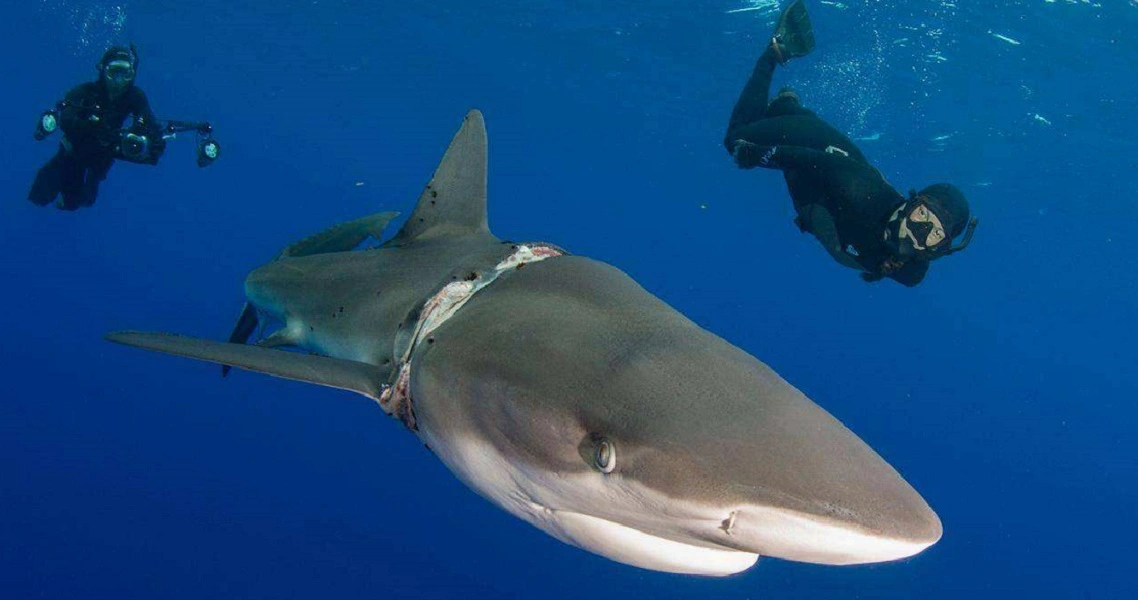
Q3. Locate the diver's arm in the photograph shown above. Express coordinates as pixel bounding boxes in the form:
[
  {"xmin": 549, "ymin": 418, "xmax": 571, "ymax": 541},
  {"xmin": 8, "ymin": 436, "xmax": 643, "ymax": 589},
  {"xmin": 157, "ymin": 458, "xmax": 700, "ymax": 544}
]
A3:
[
  {"xmin": 59, "ymin": 84, "xmax": 98, "ymax": 137},
  {"xmin": 130, "ymin": 88, "xmax": 161, "ymax": 137},
  {"xmin": 801, "ymin": 205, "xmax": 863, "ymax": 270}
]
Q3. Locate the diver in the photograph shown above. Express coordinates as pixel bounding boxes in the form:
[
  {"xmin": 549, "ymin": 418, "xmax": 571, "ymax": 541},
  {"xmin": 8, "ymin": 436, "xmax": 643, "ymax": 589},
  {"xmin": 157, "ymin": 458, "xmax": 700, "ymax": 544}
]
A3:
[
  {"xmin": 28, "ymin": 45, "xmax": 220, "ymax": 211},
  {"xmin": 28, "ymin": 45, "xmax": 162, "ymax": 211},
  {"xmin": 724, "ymin": 0, "xmax": 977, "ymax": 286}
]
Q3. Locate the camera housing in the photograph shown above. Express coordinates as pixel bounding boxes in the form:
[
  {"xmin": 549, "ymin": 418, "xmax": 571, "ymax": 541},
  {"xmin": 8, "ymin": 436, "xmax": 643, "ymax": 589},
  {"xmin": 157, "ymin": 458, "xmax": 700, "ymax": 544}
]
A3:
[{"xmin": 115, "ymin": 129, "xmax": 164, "ymax": 165}]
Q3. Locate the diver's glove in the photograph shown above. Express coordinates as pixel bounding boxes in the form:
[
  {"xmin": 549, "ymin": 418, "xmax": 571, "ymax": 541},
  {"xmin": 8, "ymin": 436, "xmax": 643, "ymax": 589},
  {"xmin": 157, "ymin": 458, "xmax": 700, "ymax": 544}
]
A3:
[
  {"xmin": 879, "ymin": 257, "xmax": 906, "ymax": 274},
  {"xmin": 861, "ymin": 257, "xmax": 906, "ymax": 283}
]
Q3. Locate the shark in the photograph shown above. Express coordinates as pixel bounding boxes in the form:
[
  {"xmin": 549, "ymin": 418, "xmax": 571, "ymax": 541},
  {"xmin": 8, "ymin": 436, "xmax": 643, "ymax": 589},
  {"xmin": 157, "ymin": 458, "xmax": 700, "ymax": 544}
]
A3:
[{"xmin": 106, "ymin": 110, "xmax": 942, "ymax": 577}]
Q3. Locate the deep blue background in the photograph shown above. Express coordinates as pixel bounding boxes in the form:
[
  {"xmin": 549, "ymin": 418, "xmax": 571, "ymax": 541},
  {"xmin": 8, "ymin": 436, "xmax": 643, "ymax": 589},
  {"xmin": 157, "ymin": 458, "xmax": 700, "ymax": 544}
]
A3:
[{"xmin": 3, "ymin": 1, "xmax": 1136, "ymax": 598}]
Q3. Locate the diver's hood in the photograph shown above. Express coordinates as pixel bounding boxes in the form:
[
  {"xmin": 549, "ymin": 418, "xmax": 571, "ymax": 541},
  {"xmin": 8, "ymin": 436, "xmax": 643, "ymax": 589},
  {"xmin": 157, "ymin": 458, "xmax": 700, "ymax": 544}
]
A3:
[
  {"xmin": 916, "ymin": 184, "xmax": 969, "ymax": 239},
  {"xmin": 889, "ymin": 184, "xmax": 978, "ymax": 259}
]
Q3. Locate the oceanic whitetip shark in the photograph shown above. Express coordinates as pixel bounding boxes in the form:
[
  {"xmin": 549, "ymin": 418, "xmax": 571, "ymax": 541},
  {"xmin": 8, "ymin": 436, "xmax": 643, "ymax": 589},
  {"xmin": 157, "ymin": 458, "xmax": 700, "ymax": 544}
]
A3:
[{"xmin": 107, "ymin": 110, "xmax": 941, "ymax": 576}]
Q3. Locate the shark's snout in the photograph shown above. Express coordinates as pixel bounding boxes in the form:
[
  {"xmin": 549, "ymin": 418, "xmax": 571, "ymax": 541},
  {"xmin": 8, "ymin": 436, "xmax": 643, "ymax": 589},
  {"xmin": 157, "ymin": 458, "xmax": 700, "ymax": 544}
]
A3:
[{"xmin": 717, "ymin": 497, "xmax": 942, "ymax": 565}]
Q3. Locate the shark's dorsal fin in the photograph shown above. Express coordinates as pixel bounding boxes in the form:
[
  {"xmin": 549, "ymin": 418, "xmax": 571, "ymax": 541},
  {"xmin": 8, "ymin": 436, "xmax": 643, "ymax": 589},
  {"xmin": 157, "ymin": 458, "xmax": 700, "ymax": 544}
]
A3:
[
  {"xmin": 388, "ymin": 110, "xmax": 490, "ymax": 245},
  {"xmin": 107, "ymin": 331, "xmax": 384, "ymax": 401}
]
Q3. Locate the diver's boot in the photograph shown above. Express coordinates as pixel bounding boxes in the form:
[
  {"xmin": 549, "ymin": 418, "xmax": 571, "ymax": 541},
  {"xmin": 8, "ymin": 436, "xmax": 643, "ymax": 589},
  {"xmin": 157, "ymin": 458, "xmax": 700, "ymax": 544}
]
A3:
[{"xmin": 770, "ymin": 0, "xmax": 816, "ymax": 65}]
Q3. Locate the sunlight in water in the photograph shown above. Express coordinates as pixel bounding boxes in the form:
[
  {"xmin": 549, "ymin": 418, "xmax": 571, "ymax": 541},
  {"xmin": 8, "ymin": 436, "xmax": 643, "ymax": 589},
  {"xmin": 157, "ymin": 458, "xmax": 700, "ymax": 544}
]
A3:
[{"xmin": 726, "ymin": 0, "xmax": 780, "ymax": 15}]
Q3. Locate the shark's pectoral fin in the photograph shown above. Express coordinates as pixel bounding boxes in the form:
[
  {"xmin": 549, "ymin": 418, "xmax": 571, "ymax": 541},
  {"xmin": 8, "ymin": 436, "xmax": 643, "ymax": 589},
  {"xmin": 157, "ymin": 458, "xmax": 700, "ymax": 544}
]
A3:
[{"xmin": 107, "ymin": 331, "xmax": 383, "ymax": 401}]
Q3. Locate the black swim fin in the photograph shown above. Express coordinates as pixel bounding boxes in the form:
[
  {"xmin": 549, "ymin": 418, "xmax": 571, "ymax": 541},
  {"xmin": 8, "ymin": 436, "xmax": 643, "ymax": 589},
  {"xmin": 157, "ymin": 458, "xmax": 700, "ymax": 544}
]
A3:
[{"xmin": 772, "ymin": 0, "xmax": 815, "ymax": 64}]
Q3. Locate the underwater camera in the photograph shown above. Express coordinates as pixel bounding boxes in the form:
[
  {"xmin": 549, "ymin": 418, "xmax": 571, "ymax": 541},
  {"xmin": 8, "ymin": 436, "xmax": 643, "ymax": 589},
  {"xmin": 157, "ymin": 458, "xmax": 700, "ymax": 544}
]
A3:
[
  {"xmin": 116, "ymin": 120, "xmax": 220, "ymax": 167},
  {"xmin": 33, "ymin": 103, "xmax": 220, "ymax": 168},
  {"xmin": 118, "ymin": 130, "xmax": 158, "ymax": 164}
]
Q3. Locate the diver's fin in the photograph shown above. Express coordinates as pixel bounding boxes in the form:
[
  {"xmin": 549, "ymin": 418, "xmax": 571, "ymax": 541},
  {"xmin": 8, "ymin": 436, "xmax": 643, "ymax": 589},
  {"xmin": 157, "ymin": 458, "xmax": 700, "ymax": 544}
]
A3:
[
  {"xmin": 221, "ymin": 302, "xmax": 260, "ymax": 377},
  {"xmin": 281, "ymin": 210, "xmax": 400, "ymax": 258},
  {"xmin": 386, "ymin": 110, "xmax": 491, "ymax": 246},
  {"xmin": 772, "ymin": 0, "xmax": 815, "ymax": 63},
  {"xmin": 108, "ymin": 331, "xmax": 383, "ymax": 400}
]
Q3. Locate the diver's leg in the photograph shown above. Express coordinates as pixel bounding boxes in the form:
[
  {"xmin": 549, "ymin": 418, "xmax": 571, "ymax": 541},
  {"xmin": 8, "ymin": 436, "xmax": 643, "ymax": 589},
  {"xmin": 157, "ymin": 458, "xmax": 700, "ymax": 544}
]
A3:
[
  {"xmin": 56, "ymin": 152, "xmax": 88, "ymax": 211},
  {"xmin": 725, "ymin": 46, "xmax": 781, "ymax": 151},
  {"xmin": 725, "ymin": 0, "xmax": 819, "ymax": 152},
  {"xmin": 27, "ymin": 149, "xmax": 66, "ymax": 206},
  {"xmin": 79, "ymin": 155, "xmax": 114, "ymax": 208}
]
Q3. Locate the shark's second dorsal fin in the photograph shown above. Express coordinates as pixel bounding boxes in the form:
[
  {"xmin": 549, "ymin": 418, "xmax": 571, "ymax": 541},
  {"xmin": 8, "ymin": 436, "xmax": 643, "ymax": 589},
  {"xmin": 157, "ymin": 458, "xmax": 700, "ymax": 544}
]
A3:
[
  {"xmin": 388, "ymin": 110, "xmax": 491, "ymax": 245},
  {"xmin": 281, "ymin": 211, "xmax": 400, "ymax": 259}
]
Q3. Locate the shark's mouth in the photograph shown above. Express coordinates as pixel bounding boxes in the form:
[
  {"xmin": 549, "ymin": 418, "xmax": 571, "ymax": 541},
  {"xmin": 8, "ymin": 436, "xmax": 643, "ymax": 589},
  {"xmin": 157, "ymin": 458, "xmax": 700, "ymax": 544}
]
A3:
[
  {"xmin": 378, "ymin": 243, "xmax": 564, "ymax": 430},
  {"xmin": 537, "ymin": 506, "xmax": 760, "ymax": 576}
]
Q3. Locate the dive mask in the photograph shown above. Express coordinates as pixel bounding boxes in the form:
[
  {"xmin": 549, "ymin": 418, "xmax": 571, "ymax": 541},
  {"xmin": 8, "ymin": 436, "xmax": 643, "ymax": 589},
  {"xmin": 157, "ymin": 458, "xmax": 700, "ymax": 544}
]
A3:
[
  {"xmin": 104, "ymin": 60, "xmax": 135, "ymax": 84},
  {"xmin": 904, "ymin": 198, "xmax": 947, "ymax": 252},
  {"xmin": 892, "ymin": 193, "xmax": 978, "ymax": 258}
]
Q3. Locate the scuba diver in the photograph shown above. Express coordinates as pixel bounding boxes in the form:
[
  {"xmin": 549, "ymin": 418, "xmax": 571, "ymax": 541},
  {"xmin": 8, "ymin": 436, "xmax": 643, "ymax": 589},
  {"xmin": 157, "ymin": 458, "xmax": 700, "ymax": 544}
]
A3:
[
  {"xmin": 724, "ymin": 0, "xmax": 977, "ymax": 286},
  {"xmin": 28, "ymin": 44, "xmax": 220, "ymax": 211}
]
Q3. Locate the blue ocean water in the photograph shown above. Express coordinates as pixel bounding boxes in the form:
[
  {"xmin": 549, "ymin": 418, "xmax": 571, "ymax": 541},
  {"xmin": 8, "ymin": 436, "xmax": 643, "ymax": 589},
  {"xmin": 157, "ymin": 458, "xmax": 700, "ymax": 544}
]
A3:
[{"xmin": 2, "ymin": 0, "xmax": 1136, "ymax": 597}]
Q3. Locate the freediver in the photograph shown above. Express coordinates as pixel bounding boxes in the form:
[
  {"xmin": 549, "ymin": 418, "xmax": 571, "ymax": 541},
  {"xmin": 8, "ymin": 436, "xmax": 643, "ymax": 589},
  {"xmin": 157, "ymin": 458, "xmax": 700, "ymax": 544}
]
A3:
[{"xmin": 724, "ymin": 0, "xmax": 977, "ymax": 286}]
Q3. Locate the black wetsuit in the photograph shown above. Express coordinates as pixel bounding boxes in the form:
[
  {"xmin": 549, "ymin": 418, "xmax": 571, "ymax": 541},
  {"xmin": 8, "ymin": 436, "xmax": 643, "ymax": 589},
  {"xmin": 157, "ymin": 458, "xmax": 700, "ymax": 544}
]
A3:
[
  {"xmin": 725, "ymin": 47, "xmax": 927, "ymax": 287},
  {"xmin": 28, "ymin": 80, "xmax": 159, "ymax": 210}
]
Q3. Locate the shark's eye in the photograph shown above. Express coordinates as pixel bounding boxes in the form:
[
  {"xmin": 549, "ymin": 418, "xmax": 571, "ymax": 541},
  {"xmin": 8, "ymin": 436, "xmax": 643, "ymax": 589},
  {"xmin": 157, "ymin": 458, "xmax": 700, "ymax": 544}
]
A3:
[{"xmin": 594, "ymin": 438, "xmax": 616, "ymax": 474}]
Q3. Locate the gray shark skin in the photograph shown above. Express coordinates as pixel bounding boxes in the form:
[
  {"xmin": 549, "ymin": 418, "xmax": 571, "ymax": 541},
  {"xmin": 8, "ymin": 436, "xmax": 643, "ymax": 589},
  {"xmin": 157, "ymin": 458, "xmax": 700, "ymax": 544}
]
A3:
[
  {"xmin": 221, "ymin": 211, "xmax": 399, "ymax": 376},
  {"xmin": 107, "ymin": 110, "xmax": 941, "ymax": 576}
]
